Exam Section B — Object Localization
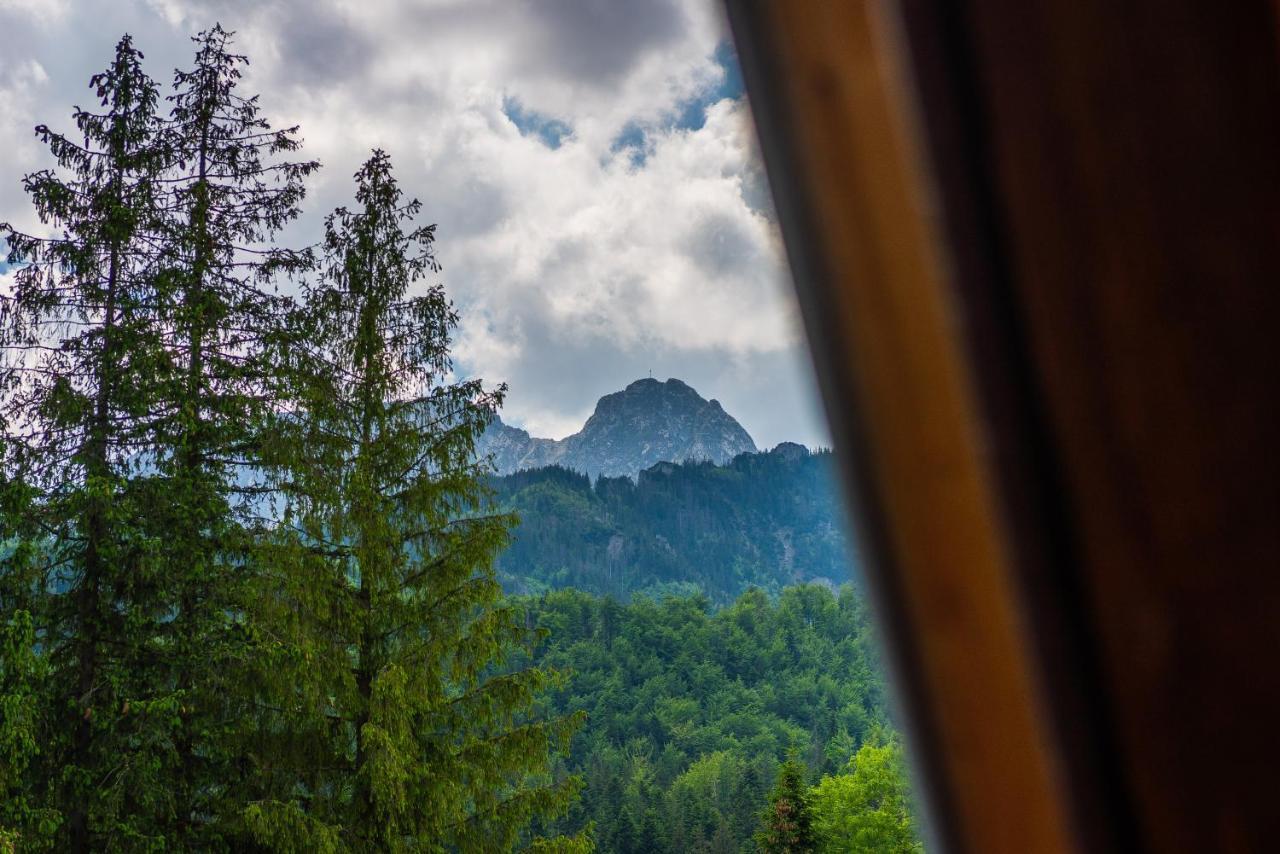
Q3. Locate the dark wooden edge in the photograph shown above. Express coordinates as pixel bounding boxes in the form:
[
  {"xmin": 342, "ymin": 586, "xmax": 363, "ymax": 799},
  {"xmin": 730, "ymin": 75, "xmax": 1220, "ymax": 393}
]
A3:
[
  {"xmin": 892, "ymin": 3, "xmax": 1140, "ymax": 850},
  {"xmin": 725, "ymin": 0, "xmax": 1280, "ymax": 850},
  {"xmin": 720, "ymin": 6, "xmax": 959, "ymax": 852}
]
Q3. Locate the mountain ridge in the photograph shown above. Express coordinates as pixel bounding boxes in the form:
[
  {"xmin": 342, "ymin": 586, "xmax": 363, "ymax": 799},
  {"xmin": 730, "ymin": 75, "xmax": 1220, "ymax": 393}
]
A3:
[{"xmin": 478, "ymin": 377, "xmax": 759, "ymax": 479}]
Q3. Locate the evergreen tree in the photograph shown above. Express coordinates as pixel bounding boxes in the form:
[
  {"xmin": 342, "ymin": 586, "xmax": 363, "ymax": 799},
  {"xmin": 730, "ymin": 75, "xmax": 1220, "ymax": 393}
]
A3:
[
  {"xmin": 809, "ymin": 742, "xmax": 923, "ymax": 854},
  {"xmin": 0, "ymin": 609, "xmax": 57, "ymax": 851},
  {"xmin": 756, "ymin": 758, "xmax": 816, "ymax": 853},
  {"xmin": 2, "ymin": 438, "xmax": 52, "ymax": 852},
  {"xmin": 0, "ymin": 36, "xmax": 174, "ymax": 850},
  {"xmin": 247, "ymin": 151, "xmax": 582, "ymax": 851},
  {"xmin": 150, "ymin": 24, "xmax": 318, "ymax": 842},
  {"xmin": 708, "ymin": 819, "xmax": 735, "ymax": 854},
  {"xmin": 733, "ymin": 762, "xmax": 766, "ymax": 845}
]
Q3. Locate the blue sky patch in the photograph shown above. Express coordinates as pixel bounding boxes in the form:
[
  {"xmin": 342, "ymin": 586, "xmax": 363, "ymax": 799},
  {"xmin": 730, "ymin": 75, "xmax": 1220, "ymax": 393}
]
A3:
[
  {"xmin": 609, "ymin": 40, "xmax": 746, "ymax": 168},
  {"xmin": 610, "ymin": 121, "xmax": 649, "ymax": 168},
  {"xmin": 675, "ymin": 41, "xmax": 745, "ymax": 132},
  {"xmin": 502, "ymin": 96, "xmax": 573, "ymax": 149}
]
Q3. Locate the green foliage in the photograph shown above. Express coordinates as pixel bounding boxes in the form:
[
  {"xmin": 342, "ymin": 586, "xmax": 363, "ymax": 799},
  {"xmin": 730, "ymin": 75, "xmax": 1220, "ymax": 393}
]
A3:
[
  {"xmin": 1, "ymin": 34, "xmax": 177, "ymax": 850},
  {"xmin": 809, "ymin": 741, "xmax": 923, "ymax": 854},
  {"xmin": 0, "ymin": 611, "xmax": 58, "ymax": 851},
  {"xmin": 518, "ymin": 583, "xmax": 914, "ymax": 852},
  {"xmin": 243, "ymin": 802, "xmax": 345, "ymax": 854},
  {"xmin": 1, "ymin": 32, "xmax": 582, "ymax": 853},
  {"xmin": 526, "ymin": 827, "xmax": 596, "ymax": 854},
  {"xmin": 247, "ymin": 151, "xmax": 582, "ymax": 851},
  {"xmin": 148, "ymin": 25, "xmax": 319, "ymax": 845},
  {"xmin": 1, "ymin": 27, "xmax": 317, "ymax": 848},
  {"xmin": 756, "ymin": 758, "xmax": 816, "ymax": 853},
  {"xmin": 492, "ymin": 448, "xmax": 854, "ymax": 604}
]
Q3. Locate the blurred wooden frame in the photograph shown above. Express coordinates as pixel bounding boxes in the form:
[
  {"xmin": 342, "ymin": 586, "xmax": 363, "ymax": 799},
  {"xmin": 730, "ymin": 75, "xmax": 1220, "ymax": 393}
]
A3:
[{"xmin": 726, "ymin": 1, "xmax": 1280, "ymax": 852}]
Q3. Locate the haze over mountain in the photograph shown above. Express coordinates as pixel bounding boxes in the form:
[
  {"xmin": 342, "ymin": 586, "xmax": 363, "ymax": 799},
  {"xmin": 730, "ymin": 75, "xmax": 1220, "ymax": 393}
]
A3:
[{"xmin": 478, "ymin": 377, "xmax": 758, "ymax": 479}]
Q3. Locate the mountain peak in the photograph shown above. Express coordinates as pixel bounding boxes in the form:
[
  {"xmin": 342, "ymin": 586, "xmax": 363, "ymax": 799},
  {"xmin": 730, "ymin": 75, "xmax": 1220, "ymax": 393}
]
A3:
[
  {"xmin": 478, "ymin": 377, "xmax": 758, "ymax": 478},
  {"xmin": 620, "ymin": 376, "xmax": 694, "ymax": 396},
  {"xmin": 624, "ymin": 377, "xmax": 662, "ymax": 390}
]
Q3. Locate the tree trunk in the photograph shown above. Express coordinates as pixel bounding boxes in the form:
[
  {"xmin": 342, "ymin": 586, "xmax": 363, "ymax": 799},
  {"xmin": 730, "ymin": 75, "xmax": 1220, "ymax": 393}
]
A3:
[{"xmin": 69, "ymin": 237, "xmax": 121, "ymax": 853}]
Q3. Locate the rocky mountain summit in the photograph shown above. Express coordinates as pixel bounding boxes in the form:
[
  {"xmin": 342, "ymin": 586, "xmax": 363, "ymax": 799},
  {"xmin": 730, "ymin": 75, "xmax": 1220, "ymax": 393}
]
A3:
[{"xmin": 478, "ymin": 377, "xmax": 758, "ymax": 479}]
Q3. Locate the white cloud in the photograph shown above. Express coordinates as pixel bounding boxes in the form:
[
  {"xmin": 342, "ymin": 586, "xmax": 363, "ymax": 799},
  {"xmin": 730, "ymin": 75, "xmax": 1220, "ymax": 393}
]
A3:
[
  {"xmin": 445, "ymin": 97, "xmax": 795, "ymax": 355},
  {"xmin": 0, "ymin": 58, "xmax": 52, "ymax": 237},
  {"xmin": 0, "ymin": 0, "xmax": 69, "ymax": 24},
  {"xmin": 0, "ymin": 0, "xmax": 830, "ymax": 449}
]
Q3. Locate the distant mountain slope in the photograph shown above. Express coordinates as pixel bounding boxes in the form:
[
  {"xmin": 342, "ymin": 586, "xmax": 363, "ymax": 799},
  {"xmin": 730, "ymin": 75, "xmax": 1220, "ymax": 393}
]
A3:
[
  {"xmin": 477, "ymin": 377, "xmax": 758, "ymax": 479},
  {"xmin": 490, "ymin": 443, "xmax": 856, "ymax": 603}
]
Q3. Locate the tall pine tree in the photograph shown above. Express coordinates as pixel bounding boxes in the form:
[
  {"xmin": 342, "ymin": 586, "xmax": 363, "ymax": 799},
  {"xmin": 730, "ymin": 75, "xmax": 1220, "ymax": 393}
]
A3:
[
  {"xmin": 0, "ymin": 36, "xmax": 175, "ymax": 851},
  {"xmin": 756, "ymin": 758, "xmax": 817, "ymax": 853},
  {"xmin": 246, "ymin": 151, "xmax": 583, "ymax": 851},
  {"xmin": 150, "ymin": 25, "xmax": 318, "ymax": 843}
]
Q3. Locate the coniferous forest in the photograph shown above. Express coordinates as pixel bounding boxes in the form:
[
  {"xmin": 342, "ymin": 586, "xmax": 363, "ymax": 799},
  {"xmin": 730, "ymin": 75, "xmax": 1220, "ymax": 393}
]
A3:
[
  {"xmin": 492, "ymin": 447, "xmax": 853, "ymax": 605},
  {"xmin": 519, "ymin": 585, "xmax": 923, "ymax": 853},
  {"xmin": 0, "ymin": 29, "xmax": 925, "ymax": 853}
]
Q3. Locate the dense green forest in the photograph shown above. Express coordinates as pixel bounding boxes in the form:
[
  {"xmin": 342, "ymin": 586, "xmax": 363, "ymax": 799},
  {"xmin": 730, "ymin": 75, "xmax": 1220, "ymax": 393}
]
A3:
[
  {"xmin": 0, "ymin": 27, "xmax": 923, "ymax": 853},
  {"xmin": 519, "ymin": 584, "xmax": 924, "ymax": 852},
  {"xmin": 492, "ymin": 446, "xmax": 855, "ymax": 604}
]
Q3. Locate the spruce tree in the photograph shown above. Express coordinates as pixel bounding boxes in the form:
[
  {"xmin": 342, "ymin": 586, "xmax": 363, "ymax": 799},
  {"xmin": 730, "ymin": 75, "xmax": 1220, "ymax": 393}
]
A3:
[
  {"xmin": 0, "ymin": 36, "xmax": 174, "ymax": 850},
  {"xmin": 150, "ymin": 24, "xmax": 317, "ymax": 842},
  {"xmin": 1, "ymin": 445, "xmax": 55, "ymax": 851},
  {"xmin": 1, "ymin": 446, "xmax": 56, "ymax": 849},
  {"xmin": 756, "ymin": 758, "xmax": 817, "ymax": 853},
  {"xmin": 0, "ymin": 606, "xmax": 58, "ymax": 851},
  {"xmin": 247, "ymin": 150, "xmax": 582, "ymax": 851}
]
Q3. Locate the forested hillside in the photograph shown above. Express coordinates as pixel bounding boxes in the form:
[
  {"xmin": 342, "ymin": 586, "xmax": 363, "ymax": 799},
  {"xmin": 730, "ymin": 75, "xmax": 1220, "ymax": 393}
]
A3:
[
  {"xmin": 518, "ymin": 584, "xmax": 924, "ymax": 852},
  {"xmin": 492, "ymin": 444, "xmax": 856, "ymax": 603}
]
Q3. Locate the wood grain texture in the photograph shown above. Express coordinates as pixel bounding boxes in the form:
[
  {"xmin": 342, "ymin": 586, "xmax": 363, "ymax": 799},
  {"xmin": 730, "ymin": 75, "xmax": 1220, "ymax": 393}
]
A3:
[
  {"xmin": 726, "ymin": 4, "xmax": 1077, "ymax": 852},
  {"xmin": 730, "ymin": 0, "xmax": 1280, "ymax": 851},
  {"xmin": 955, "ymin": 2, "xmax": 1280, "ymax": 850}
]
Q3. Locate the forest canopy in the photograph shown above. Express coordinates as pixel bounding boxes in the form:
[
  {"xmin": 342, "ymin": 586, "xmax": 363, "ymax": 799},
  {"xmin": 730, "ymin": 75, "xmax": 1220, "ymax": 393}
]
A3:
[
  {"xmin": 518, "ymin": 584, "xmax": 924, "ymax": 853},
  {"xmin": 491, "ymin": 447, "xmax": 853, "ymax": 604}
]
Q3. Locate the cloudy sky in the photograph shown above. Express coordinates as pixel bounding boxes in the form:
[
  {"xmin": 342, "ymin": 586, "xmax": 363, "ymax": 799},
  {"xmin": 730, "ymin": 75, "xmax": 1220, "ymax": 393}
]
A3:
[{"xmin": 0, "ymin": 0, "xmax": 829, "ymax": 449}]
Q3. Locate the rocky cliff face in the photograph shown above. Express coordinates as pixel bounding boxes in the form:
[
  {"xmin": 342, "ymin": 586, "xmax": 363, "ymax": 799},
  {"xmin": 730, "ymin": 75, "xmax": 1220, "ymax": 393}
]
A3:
[
  {"xmin": 473, "ymin": 419, "xmax": 565, "ymax": 475},
  {"xmin": 477, "ymin": 378, "xmax": 758, "ymax": 479}
]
